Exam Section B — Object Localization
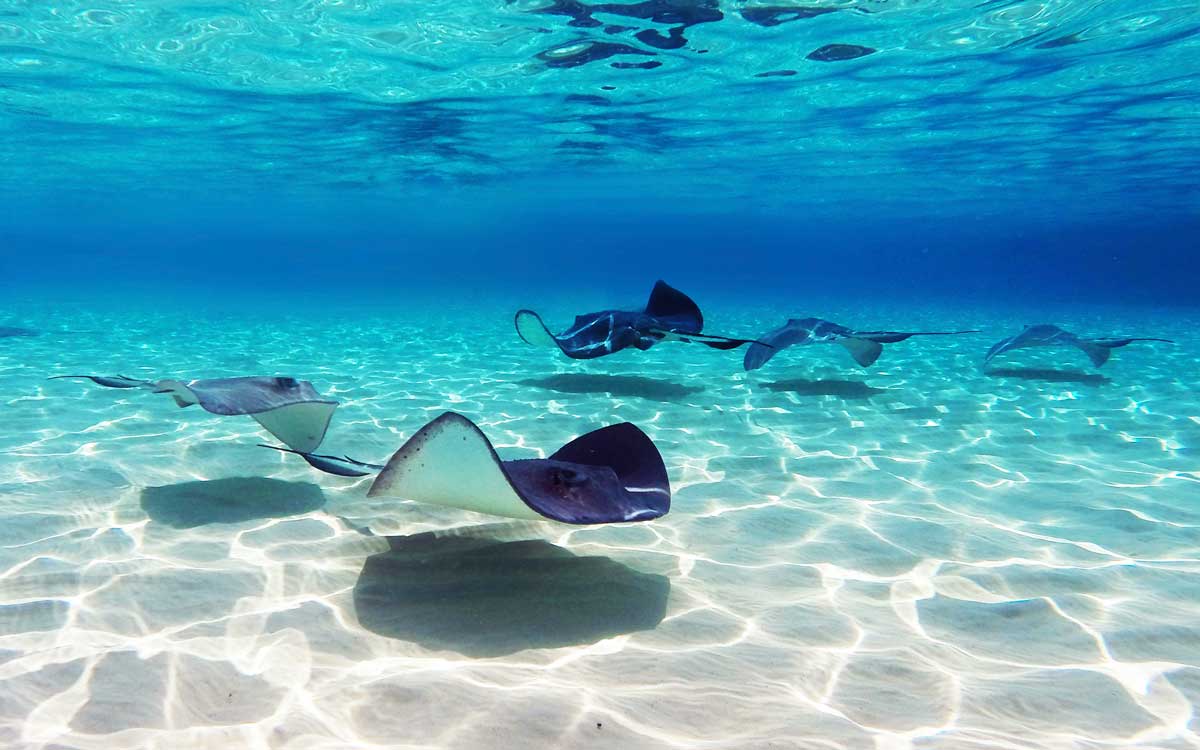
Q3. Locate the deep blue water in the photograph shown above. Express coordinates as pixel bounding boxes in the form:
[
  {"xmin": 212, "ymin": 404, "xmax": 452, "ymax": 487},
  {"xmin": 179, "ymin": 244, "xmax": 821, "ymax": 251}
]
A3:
[
  {"xmin": 2, "ymin": 199, "xmax": 1197, "ymax": 308},
  {"xmin": 2, "ymin": 0, "xmax": 1197, "ymax": 308}
]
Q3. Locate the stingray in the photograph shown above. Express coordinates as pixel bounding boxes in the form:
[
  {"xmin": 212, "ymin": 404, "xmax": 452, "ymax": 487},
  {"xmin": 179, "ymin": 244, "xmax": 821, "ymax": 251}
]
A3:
[
  {"xmin": 744, "ymin": 317, "xmax": 979, "ymax": 370},
  {"xmin": 50, "ymin": 374, "xmax": 338, "ymax": 453},
  {"xmin": 983, "ymin": 324, "xmax": 1174, "ymax": 368},
  {"xmin": 0, "ymin": 326, "xmax": 38, "ymax": 338},
  {"xmin": 515, "ymin": 280, "xmax": 760, "ymax": 359},
  {"xmin": 266, "ymin": 411, "xmax": 671, "ymax": 525}
]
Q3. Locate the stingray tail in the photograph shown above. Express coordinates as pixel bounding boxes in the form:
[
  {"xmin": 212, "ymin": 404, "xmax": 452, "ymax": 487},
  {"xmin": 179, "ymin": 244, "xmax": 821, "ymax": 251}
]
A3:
[
  {"xmin": 1095, "ymin": 337, "xmax": 1176, "ymax": 347},
  {"xmin": 858, "ymin": 329, "xmax": 981, "ymax": 343},
  {"xmin": 48, "ymin": 374, "xmax": 156, "ymax": 389},
  {"xmin": 259, "ymin": 444, "xmax": 383, "ymax": 478},
  {"xmin": 653, "ymin": 329, "xmax": 773, "ymax": 351}
]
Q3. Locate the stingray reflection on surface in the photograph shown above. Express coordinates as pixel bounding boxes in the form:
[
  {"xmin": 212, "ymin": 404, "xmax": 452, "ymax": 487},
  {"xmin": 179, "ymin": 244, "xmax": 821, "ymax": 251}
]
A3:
[
  {"xmin": 140, "ymin": 477, "xmax": 326, "ymax": 529},
  {"xmin": 353, "ymin": 533, "xmax": 670, "ymax": 657},
  {"xmin": 761, "ymin": 378, "xmax": 888, "ymax": 399},
  {"xmin": 986, "ymin": 368, "xmax": 1111, "ymax": 386},
  {"xmin": 518, "ymin": 373, "xmax": 704, "ymax": 402}
]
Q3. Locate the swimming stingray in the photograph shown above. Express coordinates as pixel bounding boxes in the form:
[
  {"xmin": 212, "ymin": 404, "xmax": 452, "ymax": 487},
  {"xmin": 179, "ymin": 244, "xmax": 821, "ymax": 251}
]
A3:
[
  {"xmin": 515, "ymin": 280, "xmax": 760, "ymax": 359},
  {"xmin": 0, "ymin": 326, "xmax": 37, "ymax": 338},
  {"xmin": 744, "ymin": 317, "xmax": 979, "ymax": 371},
  {"xmin": 983, "ymin": 324, "xmax": 1174, "ymax": 368},
  {"xmin": 266, "ymin": 411, "xmax": 671, "ymax": 525},
  {"xmin": 50, "ymin": 374, "xmax": 338, "ymax": 453}
]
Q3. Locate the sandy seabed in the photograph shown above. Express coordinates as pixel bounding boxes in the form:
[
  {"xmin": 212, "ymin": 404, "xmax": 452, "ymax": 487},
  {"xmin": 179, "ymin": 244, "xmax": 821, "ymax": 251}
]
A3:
[{"xmin": 2, "ymin": 295, "xmax": 1198, "ymax": 749}]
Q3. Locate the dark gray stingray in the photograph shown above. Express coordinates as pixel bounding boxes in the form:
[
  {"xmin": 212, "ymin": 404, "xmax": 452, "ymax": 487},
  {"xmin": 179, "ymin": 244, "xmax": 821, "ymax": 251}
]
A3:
[
  {"xmin": 51, "ymin": 374, "xmax": 338, "ymax": 453},
  {"xmin": 0, "ymin": 326, "xmax": 37, "ymax": 338},
  {"xmin": 984, "ymin": 324, "xmax": 1174, "ymax": 368},
  {"xmin": 745, "ymin": 317, "xmax": 979, "ymax": 371},
  {"xmin": 516, "ymin": 280, "xmax": 760, "ymax": 360}
]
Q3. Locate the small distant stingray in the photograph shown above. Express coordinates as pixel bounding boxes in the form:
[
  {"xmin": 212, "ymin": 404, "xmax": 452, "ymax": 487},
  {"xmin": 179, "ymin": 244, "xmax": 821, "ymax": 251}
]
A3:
[
  {"xmin": 50, "ymin": 374, "xmax": 338, "ymax": 453},
  {"xmin": 515, "ymin": 280, "xmax": 761, "ymax": 359},
  {"xmin": 745, "ymin": 317, "xmax": 978, "ymax": 371},
  {"xmin": 269, "ymin": 411, "xmax": 672, "ymax": 525},
  {"xmin": 983, "ymin": 324, "xmax": 1174, "ymax": 368},
  {"xmin": 0, "ymin": 326, "xmax": 37, "ymax": 338}
]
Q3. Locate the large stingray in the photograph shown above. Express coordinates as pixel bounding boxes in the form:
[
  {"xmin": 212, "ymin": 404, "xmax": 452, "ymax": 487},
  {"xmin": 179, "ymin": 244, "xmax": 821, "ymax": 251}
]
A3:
[
  {"xmin": 984, "ymin": 324, "xmax": 1174, "ymax": 368},
  {"xmin": 744, "ymin": 317, "xmax": 978, "ymax": 371},
  {"xmin": 515, "ymin": 280, "xmax": 760, "ymax": 359},
  {"xmin": 51, "ymin": 375, "xmax": 337, "ymax": 453},
  {"xmin": 268, "ymin": 412, "xmax": 672, "ymax": 525}
]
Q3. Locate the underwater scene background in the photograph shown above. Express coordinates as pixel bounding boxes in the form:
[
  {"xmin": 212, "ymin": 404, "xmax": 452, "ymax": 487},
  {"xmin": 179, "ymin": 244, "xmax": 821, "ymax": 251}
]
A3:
[{"xmin": 2, "ymin": 1, "xmax": 1199, "ymax": 748}]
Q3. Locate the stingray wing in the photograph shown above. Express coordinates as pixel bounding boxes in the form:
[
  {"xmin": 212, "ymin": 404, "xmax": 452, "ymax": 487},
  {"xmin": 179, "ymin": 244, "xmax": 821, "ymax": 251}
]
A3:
[
  {"xmin": 1075, "ymin": 336, "xmax": 1174, "ymax": 367},
  {"xmin": 547, "ymin": 421, "xmax": 670, "ymax": 522},
  {"xmin": 515, "ymin": 309, "xmax": 561, "ymax": 348},
  {"xmin": 983, "ymin": 333, "xmax": 1025, "ymax": 366},
  {"xmin": 835, "ymin": 328, "xmax": 978, "ymax": 367},
  {"xmin": 743, "ymin": 319, "xmax": 818, "ymax": 371},
  {"xmin": 368, "ymin": 412, "xmax": 543, "ymax": 519},
  {"xmin": 643, "ymin": 280, "xmax": 704, "ymax": 331},
  {"xmin": 836, "ymin": 338, "xmax": 885, "ymax": 367},
  {"xmin": 515, "ymin": 310, "xmax": 634, "ymax": 359}
]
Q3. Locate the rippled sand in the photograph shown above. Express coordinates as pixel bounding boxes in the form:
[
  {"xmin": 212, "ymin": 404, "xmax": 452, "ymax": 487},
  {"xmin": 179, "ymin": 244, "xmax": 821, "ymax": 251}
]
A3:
[{"xmin": 1, "ymin": 294, "xmax": 1198, "ymax": 749}]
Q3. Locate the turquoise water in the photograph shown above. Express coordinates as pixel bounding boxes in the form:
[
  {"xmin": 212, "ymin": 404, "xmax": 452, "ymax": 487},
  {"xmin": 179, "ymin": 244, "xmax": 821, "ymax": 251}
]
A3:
[
  {"xmin": 3, "ymin": 1, "xmax": 1200, "ymax": 748},
  {"xmin": 2, "ymin": 1, "xmax": 1198, "ymax": 222},
  {"xmin": 3, "ymin": 295, "xmax": 1199, "ymax": 747}
]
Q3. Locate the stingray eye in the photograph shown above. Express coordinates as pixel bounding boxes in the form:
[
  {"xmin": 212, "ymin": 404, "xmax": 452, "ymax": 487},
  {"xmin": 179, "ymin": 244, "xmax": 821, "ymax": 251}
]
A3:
[
  {"xmin": 277, "ymin": 377, "xmax": 299, "ymax": 388},
  {"xmin": 551, "ymin": 467, "xmax": 589, "ymax": 487}
]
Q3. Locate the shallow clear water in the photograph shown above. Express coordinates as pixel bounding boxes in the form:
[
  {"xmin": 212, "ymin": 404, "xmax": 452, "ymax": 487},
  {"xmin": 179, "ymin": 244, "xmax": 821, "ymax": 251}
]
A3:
[
  {"xmin": 2, "ymin": 1, "xmax": 1200, "ymax": 748},
  {"xmin": 3, "ymin": 294, "xmax": 1199, "ymax": 747}
]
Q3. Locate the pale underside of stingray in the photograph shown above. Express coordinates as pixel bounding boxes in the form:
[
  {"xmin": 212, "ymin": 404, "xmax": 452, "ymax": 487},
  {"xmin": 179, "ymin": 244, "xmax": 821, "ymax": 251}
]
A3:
[
  {"xmin": 983, "ymin": 324, "xmax": 1175, "ymax": 368},
  {"xmin": 50, "ymin": 374, "xmax": 337, "ymax": 453}
]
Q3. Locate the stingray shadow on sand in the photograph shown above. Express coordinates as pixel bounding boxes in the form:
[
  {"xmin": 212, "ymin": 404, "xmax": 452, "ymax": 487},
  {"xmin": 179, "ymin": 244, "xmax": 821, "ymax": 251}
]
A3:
[
  {"xmin": 761, "ymin": 378, "xmax": 888, "ymax": 400},
  {"xmin": 140, "ymin": 477, "xmax": 327, "ymax": 529},
  {"xmin": 518, "ymin": 373, "xmax": 704, "ymax": 402},
  {"xmin": 985, "ymin": 368, "xmax": 1110, "ymax": 386},
  {"xmin": 353, "ymin": 533, "xmax": 670, "ymax": 657}
]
